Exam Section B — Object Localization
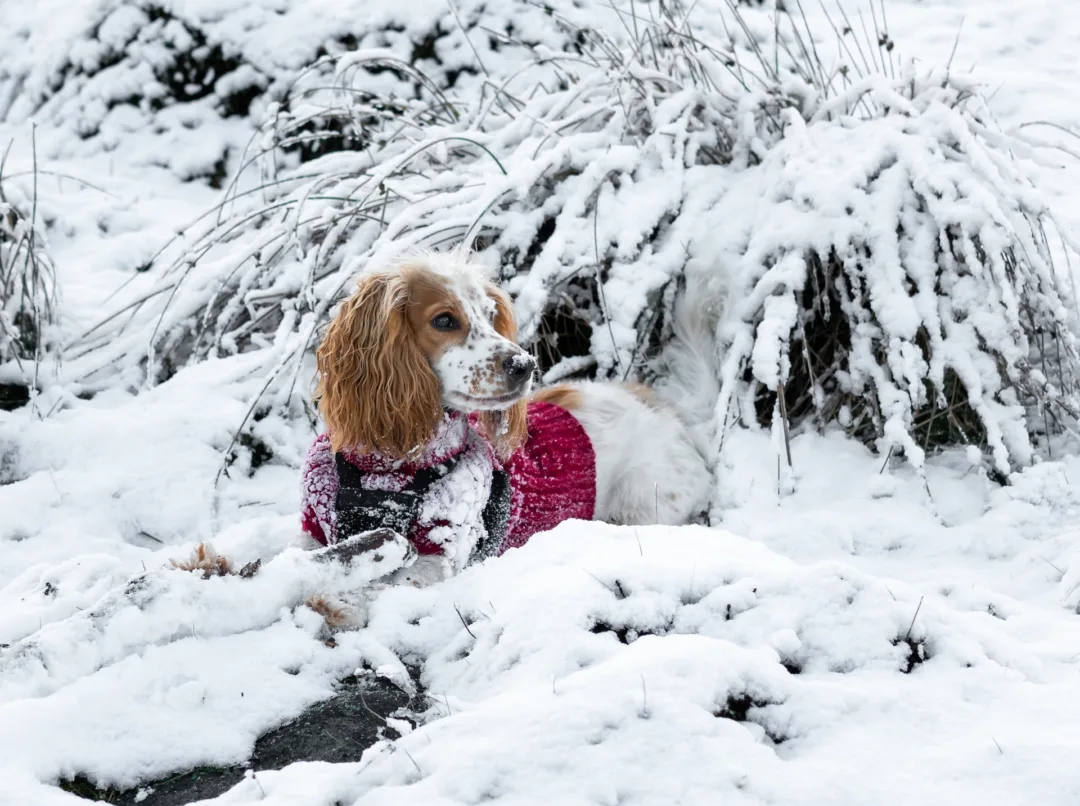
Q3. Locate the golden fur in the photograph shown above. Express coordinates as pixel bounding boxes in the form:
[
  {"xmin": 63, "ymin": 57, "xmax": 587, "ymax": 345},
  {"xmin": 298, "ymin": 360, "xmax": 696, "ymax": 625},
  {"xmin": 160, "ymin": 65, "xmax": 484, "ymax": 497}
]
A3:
[
  {"xmin": 315, "ymin": 269, "xmax": 442, "ymax": 456},
  {"xmin": 531, "ymin": 384, "xmax": 584, "ymax": 412}
]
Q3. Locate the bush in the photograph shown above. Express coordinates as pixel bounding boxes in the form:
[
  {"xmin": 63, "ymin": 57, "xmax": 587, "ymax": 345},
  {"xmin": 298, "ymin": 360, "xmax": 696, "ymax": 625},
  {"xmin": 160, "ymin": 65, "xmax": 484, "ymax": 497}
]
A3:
[
  {"xmin": 0, "ymin": 164, "xmax": 58, "ymax": 395},
  {"xmin": 71, "ymin": 0, "xmax": 1080, "ymax": 477},
  {"xmin": 693, "ymin": 81, "xmax": 1080, "ymax": 476},
  {"xmin": 0, "ymin": 0, "xmax": 592, "ymax": 187}
]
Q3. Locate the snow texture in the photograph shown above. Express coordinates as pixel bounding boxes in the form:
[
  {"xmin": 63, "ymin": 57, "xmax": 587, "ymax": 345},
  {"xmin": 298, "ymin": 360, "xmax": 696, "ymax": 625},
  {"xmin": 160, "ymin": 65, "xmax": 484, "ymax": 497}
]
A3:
[{"xmin": 4, "ymin": 0, "xmax": 1080, "ymax": 804}]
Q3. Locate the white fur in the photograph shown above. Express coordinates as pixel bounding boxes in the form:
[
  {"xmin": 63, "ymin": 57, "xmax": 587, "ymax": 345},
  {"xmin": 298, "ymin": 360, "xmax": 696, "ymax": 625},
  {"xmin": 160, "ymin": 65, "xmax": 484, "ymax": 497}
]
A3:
[
  {"xmin": 553, "ymin": 383, "xmax": 712, "ymax": 526},
  {"xmin": 651, "ymin": 258, "xmax": 732, "ymax": 466}
]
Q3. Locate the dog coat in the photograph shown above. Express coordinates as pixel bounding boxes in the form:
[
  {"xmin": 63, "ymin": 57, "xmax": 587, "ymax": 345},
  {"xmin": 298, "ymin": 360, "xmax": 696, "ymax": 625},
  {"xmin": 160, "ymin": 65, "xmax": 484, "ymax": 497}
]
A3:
[{"xmin": 300, "ymin": 401, "xmax": 596, "ymax": 568}]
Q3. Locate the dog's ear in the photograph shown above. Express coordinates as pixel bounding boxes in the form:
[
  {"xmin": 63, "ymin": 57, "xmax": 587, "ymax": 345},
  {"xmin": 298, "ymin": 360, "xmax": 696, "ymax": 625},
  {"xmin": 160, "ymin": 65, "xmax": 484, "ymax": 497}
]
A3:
[
  {"xmin": 477, "ymin": 283, "xmax": 530, "ymax": 460},
  {"xmin": 315, "ymin": 272, "xmax": 442, "ymax": 457}
]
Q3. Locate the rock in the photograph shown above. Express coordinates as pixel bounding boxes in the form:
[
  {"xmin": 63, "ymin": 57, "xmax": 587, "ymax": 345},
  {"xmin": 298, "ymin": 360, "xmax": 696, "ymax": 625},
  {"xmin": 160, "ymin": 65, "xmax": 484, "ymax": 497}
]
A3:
[
  {"xmin": 0, "ymin": 383, "xmax": 29, "ymax": 412},
  {"xmin": 59, "ymin": 674, "xmax": 418, "ymax": 805}
]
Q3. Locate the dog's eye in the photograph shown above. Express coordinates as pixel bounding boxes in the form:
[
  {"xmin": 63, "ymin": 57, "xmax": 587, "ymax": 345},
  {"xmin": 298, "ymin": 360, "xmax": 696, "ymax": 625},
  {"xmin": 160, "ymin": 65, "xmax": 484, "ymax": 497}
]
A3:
[{"xmin": 431, "ymin": 312, "xmax": 459, "ymax": 331}]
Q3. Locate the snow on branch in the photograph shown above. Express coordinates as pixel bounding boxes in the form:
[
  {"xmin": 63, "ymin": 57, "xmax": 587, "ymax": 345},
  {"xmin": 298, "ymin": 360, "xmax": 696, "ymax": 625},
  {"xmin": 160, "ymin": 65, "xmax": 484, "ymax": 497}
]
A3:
[{"xmin": 701, "ymin": 78, "xmax": 1080, "ymax": 475}]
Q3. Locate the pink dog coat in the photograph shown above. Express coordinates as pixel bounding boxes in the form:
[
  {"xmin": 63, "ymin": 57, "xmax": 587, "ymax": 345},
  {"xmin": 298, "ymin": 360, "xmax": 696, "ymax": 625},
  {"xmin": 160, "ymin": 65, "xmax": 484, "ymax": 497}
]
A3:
[{"xmin": 300, "ymin": 401, "xmax": 596, "ymax": 564}]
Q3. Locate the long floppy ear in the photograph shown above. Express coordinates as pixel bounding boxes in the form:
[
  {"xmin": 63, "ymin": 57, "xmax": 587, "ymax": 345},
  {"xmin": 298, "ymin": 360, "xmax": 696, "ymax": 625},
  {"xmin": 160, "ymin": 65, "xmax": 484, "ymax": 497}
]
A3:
[
  {"xmin": 476, "ymin": 283, "xmax": 530, "ymax": 460},
  {"xmin": 314, "ymin": 272, "xmax": 442, "ymax": 457}
]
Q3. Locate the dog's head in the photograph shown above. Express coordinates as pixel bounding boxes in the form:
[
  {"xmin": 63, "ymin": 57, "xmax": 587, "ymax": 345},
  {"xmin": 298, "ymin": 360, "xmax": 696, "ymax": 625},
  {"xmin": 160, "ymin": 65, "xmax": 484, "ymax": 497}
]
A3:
[{"xmin": 314, "ymin": 251, "xmax": 534, "ymax": 460}]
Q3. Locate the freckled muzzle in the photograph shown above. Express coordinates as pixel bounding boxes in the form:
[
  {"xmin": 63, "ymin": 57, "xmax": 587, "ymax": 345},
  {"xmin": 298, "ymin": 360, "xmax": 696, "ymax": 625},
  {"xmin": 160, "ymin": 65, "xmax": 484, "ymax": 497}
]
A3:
[{"xmin": 446, "ymin": 345, "xmax": 535, "ymax": 411}]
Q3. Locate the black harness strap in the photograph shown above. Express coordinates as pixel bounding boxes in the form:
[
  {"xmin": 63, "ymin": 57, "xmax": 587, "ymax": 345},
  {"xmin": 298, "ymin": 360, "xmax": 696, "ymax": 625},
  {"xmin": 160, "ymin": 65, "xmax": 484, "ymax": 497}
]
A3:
[
  {"xmin": 473, "ymin": 468, "xmax": 511, "ymax": 563},
  {"xmin": 334, "ymin": 453, "xmax": 511, "ymax": 565},
  {"xmin": 335, "ymin": 453, "xmax": 460, "ymax": 540}
]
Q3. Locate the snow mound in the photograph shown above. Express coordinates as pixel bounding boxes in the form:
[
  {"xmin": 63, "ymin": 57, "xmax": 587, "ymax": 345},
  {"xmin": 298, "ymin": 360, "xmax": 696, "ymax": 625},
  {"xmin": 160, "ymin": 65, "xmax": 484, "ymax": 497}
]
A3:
[
  {"xmin": 212, "ymin": 523, "xmax": 1080, "ymax": 805},
  {"xmin": 3, "ymin": 516, "xmax": 1076, "ymax": 804}
]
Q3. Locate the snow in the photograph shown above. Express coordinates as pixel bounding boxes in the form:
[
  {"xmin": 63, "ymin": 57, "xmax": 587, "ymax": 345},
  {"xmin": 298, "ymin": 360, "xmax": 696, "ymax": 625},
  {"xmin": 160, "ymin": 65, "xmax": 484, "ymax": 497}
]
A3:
[{"xmin": 5, "ymin": 0, "xmax": 1080, "ymax": 804}]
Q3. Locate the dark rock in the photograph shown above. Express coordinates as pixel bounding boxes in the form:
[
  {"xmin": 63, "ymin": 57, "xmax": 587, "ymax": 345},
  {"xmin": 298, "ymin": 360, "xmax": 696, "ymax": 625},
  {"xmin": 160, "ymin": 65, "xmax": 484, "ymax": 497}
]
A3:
[
  {"xmin": 0, "ymin": 383, "xmax": 30, "ymax": 412},
  {"xmin": 58, "ymin": 674, "xmax": 418, "ymax": 805}
]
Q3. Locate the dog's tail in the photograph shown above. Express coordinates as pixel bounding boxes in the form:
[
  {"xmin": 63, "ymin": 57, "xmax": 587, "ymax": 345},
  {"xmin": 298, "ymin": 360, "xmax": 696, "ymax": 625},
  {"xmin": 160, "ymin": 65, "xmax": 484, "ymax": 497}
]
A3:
[{"xmin": 653, "ymin": 258, "xmax": 733, "ymax": 467}]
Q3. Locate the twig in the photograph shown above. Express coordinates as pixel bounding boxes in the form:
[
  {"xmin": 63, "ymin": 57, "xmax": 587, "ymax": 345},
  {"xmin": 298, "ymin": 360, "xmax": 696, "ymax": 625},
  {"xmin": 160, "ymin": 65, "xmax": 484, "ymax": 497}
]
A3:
[
  {"xmin": 445, "ymin": 0, "xmax": 490, "ymax": 77},
  {"xmin": 454, "ymin": 604, "xmax": 476, "ymax": 638},
  {"xmin": 946, "ymin": 18, "xmax": 965, "ymax": 73},
  {"xmin": 401, "ymin": 747, "xmax": 423, "ymax": 775},
  {"xmin": 905, "ymin": 596, "xmax": 924, "ymax": 642},
  {"xmin": 592, "ymin": 174, "xmax": 623, "ymax": 376},
  {"xmin": 879, "ymin": 446, "xmax": 894, "ymax": 474},
  {"xmin": 584, "ymin": 570, "xmax": 618, "ymax": 596},
  {"xmin": 776, "ymin": 382, "xmax": 793, "ymax": 469}
]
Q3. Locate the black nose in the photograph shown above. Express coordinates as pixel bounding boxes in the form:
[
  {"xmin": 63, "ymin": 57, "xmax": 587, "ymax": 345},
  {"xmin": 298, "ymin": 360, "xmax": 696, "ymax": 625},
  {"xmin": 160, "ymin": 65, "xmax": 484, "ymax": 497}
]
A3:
[{"xmin": 501, "ymin": 352, "xmax": 536, "ymax": 385}]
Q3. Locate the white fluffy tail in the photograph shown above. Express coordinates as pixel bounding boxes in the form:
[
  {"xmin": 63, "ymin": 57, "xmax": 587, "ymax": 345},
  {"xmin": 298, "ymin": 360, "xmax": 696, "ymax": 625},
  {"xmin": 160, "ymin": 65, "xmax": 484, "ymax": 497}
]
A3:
[{"xmin": 652, "ymin": 258, "xmax": 732, "ymax": 467}]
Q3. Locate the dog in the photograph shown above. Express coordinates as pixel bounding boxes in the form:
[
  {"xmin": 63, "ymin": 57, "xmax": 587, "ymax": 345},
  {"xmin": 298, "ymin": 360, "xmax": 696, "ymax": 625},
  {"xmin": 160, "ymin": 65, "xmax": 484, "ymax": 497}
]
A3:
[{"xmin": 300, "ymin": 250, "xmax": 711, "ymax": 584}]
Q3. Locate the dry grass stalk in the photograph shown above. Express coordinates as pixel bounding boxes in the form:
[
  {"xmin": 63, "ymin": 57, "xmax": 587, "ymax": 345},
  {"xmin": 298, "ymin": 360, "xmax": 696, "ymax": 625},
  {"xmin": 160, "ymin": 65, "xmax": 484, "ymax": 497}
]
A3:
[{"xmin": 170, "ymin": 543, "xmax": 234, "ymax": 579}]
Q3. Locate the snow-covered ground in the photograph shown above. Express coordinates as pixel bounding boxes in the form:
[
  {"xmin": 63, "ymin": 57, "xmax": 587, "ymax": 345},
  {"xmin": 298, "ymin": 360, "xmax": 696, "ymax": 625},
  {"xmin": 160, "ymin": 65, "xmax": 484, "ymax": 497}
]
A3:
[{"xmin": 4, "ymin": 0, "xmax": 1080, "ymax": 803}]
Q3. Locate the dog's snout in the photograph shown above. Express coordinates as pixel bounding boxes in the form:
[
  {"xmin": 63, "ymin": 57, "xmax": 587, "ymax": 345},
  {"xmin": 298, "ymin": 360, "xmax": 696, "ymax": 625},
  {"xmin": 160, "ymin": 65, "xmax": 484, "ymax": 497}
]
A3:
[{"xmin": 501, "ymin": 351, "xmax": 536, "ymax": 386}]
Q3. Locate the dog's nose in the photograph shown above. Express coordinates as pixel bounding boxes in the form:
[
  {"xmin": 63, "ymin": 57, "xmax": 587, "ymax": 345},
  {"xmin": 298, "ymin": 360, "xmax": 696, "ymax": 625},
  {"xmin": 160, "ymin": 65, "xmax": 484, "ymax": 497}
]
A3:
[{"xmin": 501, "ymin": 352, "xmax": 536, "ymax": 386}]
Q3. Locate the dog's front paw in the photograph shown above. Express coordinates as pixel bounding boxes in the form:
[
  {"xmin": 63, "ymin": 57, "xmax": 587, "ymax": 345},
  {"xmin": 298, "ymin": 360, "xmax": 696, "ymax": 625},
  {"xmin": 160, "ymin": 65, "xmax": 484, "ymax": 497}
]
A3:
[{"xmin": 315, "ymin": 528, "xmax": 417, "ymax": 577}]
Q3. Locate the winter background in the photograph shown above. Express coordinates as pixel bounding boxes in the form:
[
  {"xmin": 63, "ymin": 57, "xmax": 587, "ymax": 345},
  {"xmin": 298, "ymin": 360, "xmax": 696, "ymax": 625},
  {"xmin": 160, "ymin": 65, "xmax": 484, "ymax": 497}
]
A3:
[{"xmin": 4, "ymin": 0, "xmax": 1080, "ymax": 803}]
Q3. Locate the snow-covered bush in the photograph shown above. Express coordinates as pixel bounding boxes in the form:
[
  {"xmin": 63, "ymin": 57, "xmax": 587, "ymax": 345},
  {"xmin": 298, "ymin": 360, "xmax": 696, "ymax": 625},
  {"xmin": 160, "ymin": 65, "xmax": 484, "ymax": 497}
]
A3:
[
  {"xmin": 0, "ymin": 172, "xmax": 57, "ymax": 393},
  {"xmin": 0, "ymin": 0, "xmax": 592, "ymax": 185},
  {"xmin": 699, "ymin": 84, "xmax": 1080, "ymax": 477},
  {"xmin": 70, "ymin": 0, "xmax": 1080, "ymax": 477}
]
